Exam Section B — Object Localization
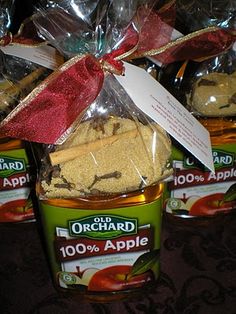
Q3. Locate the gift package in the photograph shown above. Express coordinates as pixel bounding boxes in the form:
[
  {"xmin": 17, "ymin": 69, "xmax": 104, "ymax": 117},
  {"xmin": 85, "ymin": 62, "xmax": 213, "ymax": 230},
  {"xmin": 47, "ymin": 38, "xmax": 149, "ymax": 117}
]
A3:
[
  {"xmin": 158, "ymin": 0, "xmax": 236, "ymax": 219},
  {"xmin": 0, "ymin": 0, "xmax": 53, "ymax": 222},
  {"xmin": 0, "ymin": 0, "xmax": 235, "ymax": 301}
]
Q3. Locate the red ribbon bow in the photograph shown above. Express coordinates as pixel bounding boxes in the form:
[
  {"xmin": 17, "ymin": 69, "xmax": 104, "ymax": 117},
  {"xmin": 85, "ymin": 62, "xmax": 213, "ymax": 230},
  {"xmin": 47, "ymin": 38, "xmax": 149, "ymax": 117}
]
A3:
[{"xmin": 1, "ymin": 3, "xmax": 235, "ymax": 144}]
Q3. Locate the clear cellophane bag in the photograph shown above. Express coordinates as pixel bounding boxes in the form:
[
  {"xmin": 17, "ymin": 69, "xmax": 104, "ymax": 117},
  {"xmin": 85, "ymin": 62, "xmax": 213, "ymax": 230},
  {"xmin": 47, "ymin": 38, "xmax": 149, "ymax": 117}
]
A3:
[{"xmin": 33, "ymin": 0, "xmax": 173, "ymax": 199}]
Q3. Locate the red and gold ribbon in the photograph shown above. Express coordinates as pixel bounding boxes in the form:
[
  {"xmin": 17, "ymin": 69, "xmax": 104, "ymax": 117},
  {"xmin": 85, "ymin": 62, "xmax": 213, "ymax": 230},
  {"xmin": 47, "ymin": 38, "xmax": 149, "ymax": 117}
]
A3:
[
  {"xmin": 0, "ymin": 17, "xmax": 44, "ymax": 47},
  {"xmin": 0, "ymin": 1, "xmax": 235, "ymax": 144},
  {"xmin": 0, "ymin": 55, "xmax": 104, "ymax": 144},
  {"xmin": 130, "ymin": 26, "xmax": 236, "ymax": 64}
]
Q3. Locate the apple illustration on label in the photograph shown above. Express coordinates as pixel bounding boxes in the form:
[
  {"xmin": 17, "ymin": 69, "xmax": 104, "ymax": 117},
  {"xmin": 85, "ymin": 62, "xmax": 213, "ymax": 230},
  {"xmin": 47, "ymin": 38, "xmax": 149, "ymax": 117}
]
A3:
[
  {"xmin": 88, "ymin": 249, "xmax": 159, "ymax": 291},
  {"xmin": 58, "ymin": 248, "xmax": 160, "ymax": 291},
  {"xmin": 88, "ymin": 265, "xmax": 154, "ymax": 291},
  {"xmin": 0, "ymin": 199, "xmax": 34, "ymax": 222},
  {"xmin": 189, "ymin": 192, "xmax": 236, "ymax": 216}
]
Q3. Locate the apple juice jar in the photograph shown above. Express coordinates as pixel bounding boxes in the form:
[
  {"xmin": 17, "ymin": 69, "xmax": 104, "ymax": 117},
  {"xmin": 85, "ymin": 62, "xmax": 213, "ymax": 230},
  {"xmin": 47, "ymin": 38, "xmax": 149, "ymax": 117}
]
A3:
[
  {"xmin": 39, "ymin": 183, "xmax": 164, "ymax": 302},
  {"xmin": 37, "ymin": 113, "xmax": 172, "ymax": 301},
  {"xmin": 165, "ymin": 117, "xmax": 236, "ymax": 219},
  {"xmin": 0, "ymin": 137, "xmax": 36, "ymax": 223}
]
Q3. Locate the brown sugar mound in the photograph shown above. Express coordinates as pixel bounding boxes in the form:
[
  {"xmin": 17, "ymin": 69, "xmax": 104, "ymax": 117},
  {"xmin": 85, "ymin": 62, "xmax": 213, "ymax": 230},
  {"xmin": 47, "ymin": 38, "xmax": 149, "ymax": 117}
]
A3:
[
  {"xmin": 41, "ymin": 117, "xmax": 172, "ymax": 198},
  {"xmin": 189, "ymin": 72, "xmax": 236, "ymax": 117}
]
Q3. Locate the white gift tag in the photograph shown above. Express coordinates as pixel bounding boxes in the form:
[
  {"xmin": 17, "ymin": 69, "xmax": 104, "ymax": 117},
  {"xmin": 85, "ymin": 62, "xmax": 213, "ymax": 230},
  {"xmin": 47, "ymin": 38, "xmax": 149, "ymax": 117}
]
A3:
[
  {"xmin": 115, "ymin": 62, "xmax": 215, "ymax": 172},
  {"xmin": 0, "ymin": 44, "xmax": 64, "ymax": 70}
]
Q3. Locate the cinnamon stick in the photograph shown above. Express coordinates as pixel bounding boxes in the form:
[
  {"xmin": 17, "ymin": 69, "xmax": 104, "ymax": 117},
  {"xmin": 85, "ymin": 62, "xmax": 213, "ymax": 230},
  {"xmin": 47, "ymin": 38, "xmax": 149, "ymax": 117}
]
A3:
[
  {"xmin": 49, "ymin": 128, "xmax": 139, "ymax": 166},
  {"xmin": 0, "ymin": 67, "xmax": 46, "ymax": 109}
]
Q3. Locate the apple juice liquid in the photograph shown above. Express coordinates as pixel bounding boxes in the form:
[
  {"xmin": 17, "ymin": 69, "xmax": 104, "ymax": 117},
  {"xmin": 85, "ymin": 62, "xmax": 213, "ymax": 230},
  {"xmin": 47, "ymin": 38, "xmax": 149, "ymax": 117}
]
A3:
[
  {"xmin": 165, "ymin": 118, "xmax": 236, "ymax": 219},
  {"xmin": 39, "ymin": 183, "xmax": 164, "ymax": 302}
]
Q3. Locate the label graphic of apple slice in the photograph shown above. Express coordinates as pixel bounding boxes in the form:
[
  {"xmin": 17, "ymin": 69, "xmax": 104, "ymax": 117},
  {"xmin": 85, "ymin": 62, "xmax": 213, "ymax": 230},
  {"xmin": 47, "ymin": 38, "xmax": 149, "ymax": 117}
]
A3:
[
  {"xmin": 80, "ymin": 268, "xmax": 98, "ymax": 286},
  {"xmin": 185, "ymin": 196, "xmax": 199, "ymax": 211}
]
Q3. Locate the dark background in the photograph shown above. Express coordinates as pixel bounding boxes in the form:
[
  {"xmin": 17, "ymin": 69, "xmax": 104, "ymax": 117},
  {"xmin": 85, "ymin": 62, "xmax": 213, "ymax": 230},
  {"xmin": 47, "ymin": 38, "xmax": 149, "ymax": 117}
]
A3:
[
  {"xmin": 2, "ymin": 1, "xmax": 236, "ymax": 313},
  {"xmin": 10, "ymin": 0, "xmax": 39, "ymax": 33}
]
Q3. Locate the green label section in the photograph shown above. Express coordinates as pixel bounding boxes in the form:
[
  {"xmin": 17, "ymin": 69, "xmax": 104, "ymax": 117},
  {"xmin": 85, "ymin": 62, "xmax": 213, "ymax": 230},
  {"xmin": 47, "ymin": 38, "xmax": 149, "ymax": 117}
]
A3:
[
  {"xmin": 0, "ymin": 149, "xmax": 28, "ymax": 178},
  {"xmin": 39, "ymin": 198, "xmax": 163, "ymax": 292},
  {"xmin": 173, "ymin": 143, "xmax": 236, "ymax": 170}
]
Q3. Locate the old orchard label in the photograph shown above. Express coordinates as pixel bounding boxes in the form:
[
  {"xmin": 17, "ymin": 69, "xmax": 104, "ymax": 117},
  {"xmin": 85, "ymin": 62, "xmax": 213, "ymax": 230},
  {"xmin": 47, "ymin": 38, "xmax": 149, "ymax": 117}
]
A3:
[
  {"xmin": 0, "ymin": 155, "xmax": 30, "ymax": 190},
  {"xmin": 0, "ymin": 146, "xmax": 35, "ymax": 222},
  {"xmin": 68, "ymin": 215, "xmax": 137, "ymax": 239},
  {"xmin": 0, "ymin": 156, "xmax": 26, "ymax": 176},
  {"xmin": 166, "ymin": 144, "xmax": 236, "ymax": 217},
  {"xmin": 56, "ymin": 226, "xmax": 152, "ymax": 262},
  {"xmin": 40, "ymin": 199, "xmax": 162, "ymax": 292},
  {"xmin": 183, "ymin": 149, "xmax": 234, "ymax": 170},
  {"xmin": 171, "ymin": 148, "xmax": 236, "ymax": 189}
]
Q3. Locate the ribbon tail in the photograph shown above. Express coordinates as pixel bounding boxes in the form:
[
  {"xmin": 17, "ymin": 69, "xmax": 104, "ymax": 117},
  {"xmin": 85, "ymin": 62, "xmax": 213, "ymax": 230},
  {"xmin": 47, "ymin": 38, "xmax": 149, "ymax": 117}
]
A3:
[{"xmin": 155, "ymin": 27, "xmax": 236, "ymax": 64}]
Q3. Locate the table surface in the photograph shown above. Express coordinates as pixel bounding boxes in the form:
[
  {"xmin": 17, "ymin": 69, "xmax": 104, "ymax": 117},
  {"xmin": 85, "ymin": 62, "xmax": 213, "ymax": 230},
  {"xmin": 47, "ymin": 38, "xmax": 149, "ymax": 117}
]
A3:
[{"xmin": 0, "ymin": 212, "xmax": 236, "ymax": 314}]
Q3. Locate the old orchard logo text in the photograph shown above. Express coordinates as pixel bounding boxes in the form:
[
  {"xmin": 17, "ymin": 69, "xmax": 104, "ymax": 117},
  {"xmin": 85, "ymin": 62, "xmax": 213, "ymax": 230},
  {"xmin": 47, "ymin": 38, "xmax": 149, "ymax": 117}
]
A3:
[
  {"xmin": 184, "ymin": 149, "xmax": 234, "ymax": 169},
  {"xmin": 69, "ymin": 215, "xmax": 137, "ymax": 239},
  {"xmin": 212, "ymin": 150, "xmax": 234, "ymax": 168},
  {"xmin": 0, "ymin": 156, "xmax": 26, "ymax": 177}
]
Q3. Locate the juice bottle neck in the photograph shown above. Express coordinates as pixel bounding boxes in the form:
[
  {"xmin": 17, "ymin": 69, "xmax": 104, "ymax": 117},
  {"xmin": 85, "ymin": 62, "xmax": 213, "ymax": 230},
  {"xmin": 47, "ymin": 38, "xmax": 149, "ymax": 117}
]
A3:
[
  {"xmin": 198, "ymin": 117, "xmax": 236, "ymax": 145},
  {"xmin": 0, "ymin": 137, "xmax": 23, "ymax": 150},
  {"xmin": 40, "ymin": 183, "xmax": 164, "ymax": 210}
]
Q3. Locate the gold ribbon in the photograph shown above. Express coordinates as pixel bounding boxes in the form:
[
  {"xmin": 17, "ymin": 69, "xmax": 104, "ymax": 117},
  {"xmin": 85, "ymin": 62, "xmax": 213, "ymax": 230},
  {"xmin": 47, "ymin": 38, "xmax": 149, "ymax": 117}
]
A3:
[
  {"xmin": 127, "ymin": 26, "xmax": 235, "ymax": 60},
  {"xmin": 0, "ymin": 17, "xmax": 46, "ymax": 47}
]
